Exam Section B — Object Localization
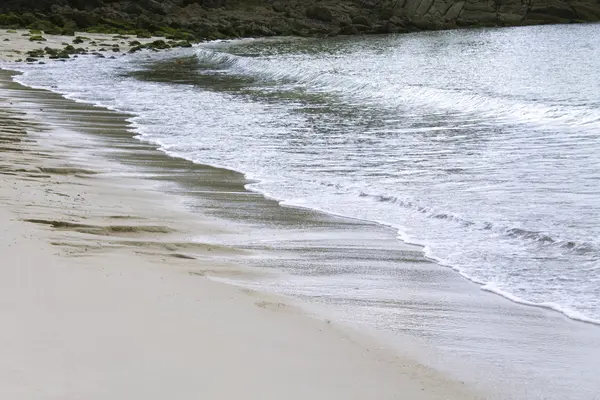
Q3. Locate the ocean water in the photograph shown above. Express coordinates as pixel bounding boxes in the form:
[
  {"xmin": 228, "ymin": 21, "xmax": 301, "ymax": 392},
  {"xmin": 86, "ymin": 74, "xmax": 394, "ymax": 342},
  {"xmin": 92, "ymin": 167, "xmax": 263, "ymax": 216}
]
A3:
[
  {"xmin": 11, "ymin": 24, "xmax": 600, "ymax": 325},
  {"xmin": 6, "ymin": 24, "xmax": 600, "ymax": 398}
]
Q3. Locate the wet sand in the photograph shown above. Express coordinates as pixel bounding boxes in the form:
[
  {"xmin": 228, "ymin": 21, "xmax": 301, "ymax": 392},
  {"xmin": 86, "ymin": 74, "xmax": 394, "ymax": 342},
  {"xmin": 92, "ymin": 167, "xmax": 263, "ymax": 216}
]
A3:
[
  {"xmin": 3, "ymin": 31, "xmax": 600, "ymax": 399},
  {"xmin": 0, "ymin": 67, "xmax": 488, "ymax": 399},
  {"xmin": 46, "ymin": 55, "xmax": 600, "ymax": 399}
]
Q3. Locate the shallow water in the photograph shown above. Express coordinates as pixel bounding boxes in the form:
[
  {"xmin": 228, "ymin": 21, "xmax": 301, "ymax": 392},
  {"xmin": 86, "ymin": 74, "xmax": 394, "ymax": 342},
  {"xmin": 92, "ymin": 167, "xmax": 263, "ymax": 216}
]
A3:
[{"xmin": 6, "ymin": 23, "xmax": 600, "ymax": 399}]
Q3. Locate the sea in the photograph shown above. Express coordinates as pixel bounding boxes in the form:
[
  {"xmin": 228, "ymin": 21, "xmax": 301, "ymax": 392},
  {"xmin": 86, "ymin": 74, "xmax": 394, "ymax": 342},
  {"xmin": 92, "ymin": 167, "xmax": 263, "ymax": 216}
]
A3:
[{"xmin": 7, "ymin": 23, "xmax": 600, "ymax": 399}]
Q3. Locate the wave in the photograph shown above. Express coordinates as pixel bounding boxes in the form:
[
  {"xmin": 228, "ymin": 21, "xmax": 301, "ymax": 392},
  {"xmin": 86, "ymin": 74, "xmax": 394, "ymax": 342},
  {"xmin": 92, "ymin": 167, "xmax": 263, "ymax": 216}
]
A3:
[
  {"xmin": 7, "ymin": 40, "xmax": 599, "ymax": 327},
  {"xmin": 194, "ymin": 47, "xmax": 600, "ymax": 131},
  {"xmin": 482, "ymin": 283, "xmax": 600, "ymax": 325},
  {"xmin": 359, "ymin": 191, "xmax": 599, "ymax": 257}
]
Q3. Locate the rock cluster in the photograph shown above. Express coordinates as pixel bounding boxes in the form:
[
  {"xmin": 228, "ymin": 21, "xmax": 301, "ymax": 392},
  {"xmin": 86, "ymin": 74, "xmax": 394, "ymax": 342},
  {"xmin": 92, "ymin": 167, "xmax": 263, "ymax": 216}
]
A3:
[
  {"xmin": 4, "ymin": 28, "xmax": 193, "ymax": 64},
  {"xmin": 1, "ymin": 0, "xmax": 599, "ymax": 40}
]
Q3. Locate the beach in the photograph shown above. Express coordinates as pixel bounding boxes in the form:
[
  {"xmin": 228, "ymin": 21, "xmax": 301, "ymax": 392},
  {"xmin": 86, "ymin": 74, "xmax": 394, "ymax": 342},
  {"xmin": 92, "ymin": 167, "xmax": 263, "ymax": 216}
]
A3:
[
  {"xmin": 0, "ymin": 65, "xmax": 485, "ymax": 398},
  {"xmin": 2, "ymin": 26, "xmax": 600, "ymax": 400}
]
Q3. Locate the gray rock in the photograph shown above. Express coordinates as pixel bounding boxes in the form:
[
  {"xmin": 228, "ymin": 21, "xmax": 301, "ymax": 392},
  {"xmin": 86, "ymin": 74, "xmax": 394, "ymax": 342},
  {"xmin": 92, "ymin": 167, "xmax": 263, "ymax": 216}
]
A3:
[
  {"xmin": 528, "ymin": 5, "xmax": 578, "ymax": 20},
  {"xmin": 351, "ymin": 15, "xmax": 371, "ymax": 26},
  {"xmin": 306, "ymin": 6, "xmax": 334, "ymax": 22},
  {"xmin": 339, "ymin": 24, "xmax": 358, "ymax": 34},
  {"xmin": 1, "ymin": 0, "xmax": 600, "ymax": 43},
  {"xmin": 444, "ymin": 1, "xmax": 465, "ymax": 19}
]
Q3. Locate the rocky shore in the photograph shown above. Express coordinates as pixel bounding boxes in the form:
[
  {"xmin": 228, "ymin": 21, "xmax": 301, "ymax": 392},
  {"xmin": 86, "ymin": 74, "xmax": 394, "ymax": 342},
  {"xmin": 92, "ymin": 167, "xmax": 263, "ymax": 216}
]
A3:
[
  {"xmin": 1, "ymin": 0, "xmax": 600, "ymax": 42},
  {"xmin": 0, "ymin": 28, "xmax": 193, "ymax": 64}
]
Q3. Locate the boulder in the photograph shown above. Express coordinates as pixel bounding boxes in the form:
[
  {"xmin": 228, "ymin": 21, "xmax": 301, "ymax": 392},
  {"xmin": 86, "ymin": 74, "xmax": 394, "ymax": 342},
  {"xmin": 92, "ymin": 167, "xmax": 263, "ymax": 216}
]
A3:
[
  {"xmin": 306, "ymin": 5, "xmax": 333, "ymax": 22},
  {"xmin": 1, "ymin": 0, "xmax": 600, "ymax": 42},
  {"xmin": 339, "ymin": 24, "xmax": 358, "ymax": 35},
  {"xmin": 528, "ymin": 5, "xmax": 578, "ymax": 19},
  {"xmin": 351, "ymin": 15, "xmax": 371, "ymax": 26},
  {"xmin": 353, "ymin": 23, "xmax": 371, "ymax": 32},
  {"xmin": 572, "ymin": 4, "xmax": 600, "ymax": 20},
  {"xmin": 444, "ymin": 1, "xmax": 465, "ymax": 20}
]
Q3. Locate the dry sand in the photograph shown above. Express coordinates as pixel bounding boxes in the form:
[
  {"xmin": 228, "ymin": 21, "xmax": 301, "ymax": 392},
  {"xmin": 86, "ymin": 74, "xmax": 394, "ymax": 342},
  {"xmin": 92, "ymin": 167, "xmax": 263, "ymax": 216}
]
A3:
[{"xmin": 0, "ymin": 39, "xmax": 484, "ymax": 399}]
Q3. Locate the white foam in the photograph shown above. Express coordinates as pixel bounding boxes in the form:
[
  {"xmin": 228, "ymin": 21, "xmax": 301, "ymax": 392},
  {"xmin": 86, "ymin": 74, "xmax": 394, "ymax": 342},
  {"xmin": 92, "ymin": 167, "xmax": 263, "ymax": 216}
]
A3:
[
  {"xmin": 7, "ymin": 27, "xmax": 600, "ymax": 327},
  {"xmin": 482, "ymin": 283, "xmax": 600, "ymax": 325}
]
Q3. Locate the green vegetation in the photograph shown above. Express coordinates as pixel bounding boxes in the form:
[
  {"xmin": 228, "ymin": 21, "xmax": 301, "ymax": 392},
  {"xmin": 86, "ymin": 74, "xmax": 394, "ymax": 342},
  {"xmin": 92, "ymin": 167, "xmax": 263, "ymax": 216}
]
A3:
[
  {"xmin": 148, "ymin": 40, "xmax": 169, "ymax": 49},
  {"xmin": 136, "ymin": 30, "xmax": 153, "ymax": 38},
  {"xmin": 128, "ymin": 39, "xmax": 193, "ymax": 54},
  {"xmin": 38, "ymin": 44, "xmax": 90, "ymax": 60},
  {"xmin": 0, "ymin": 13, "xmax": 23, "ymax": 27},
  {"xmin": 0, "ymin": 12, "xmax": 75, "ymax": 35},
  {"xmin": 29, "ymin": 35, "xmax": 46, "ymax": 41},
  {"xmin": 27, "ymin": 49, "xmax": 45, "ymax": 57},
  {"xmin": 0, "ymin": 9, "xmax": 206, "ymax": 46}
]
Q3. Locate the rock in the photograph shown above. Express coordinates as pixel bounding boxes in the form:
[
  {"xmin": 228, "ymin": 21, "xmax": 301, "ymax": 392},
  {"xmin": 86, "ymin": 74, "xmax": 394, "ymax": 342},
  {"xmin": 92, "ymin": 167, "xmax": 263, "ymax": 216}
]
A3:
[
  {"xmin": 27, "ymin": 49, "xmax": 45, "ymax": 57},
  {"xmin": 306, "ymin": 6, "xmax": 333, "ymax": 22},
  {"xmin": 44, "ymin": 47, "xmax": 58, "ymax": 56},
  {"xmin": 445, "ymin": 1, "xmax": 465, "ymax": 20},
  {"xmin": 339, "ymin": 24, "xmax": 358, "ymax": 35},
  {"xmin": 272, "ymin": 2, "xmax": 286, "ymax": 13},
  {"xmin": 129, "ymin": 45, "xmax": 143, "ymax": 53},
  {"xmin": 412, "ymin": 18, "xmax": 438, "ymax": 30},
  {"xmin": 25, "ymin": 57, "xmax": 38, "ymax": 62},
  {"xmin": 69, "ymin": 10, "xmax": 100, "ymax": 28},
  {"xmin": 237, "ymin": 21, "xmax": 275, "ymax": 37},
  {"xmin": 63, "ymin": 44, "xmax": 76, "ymax": 54},
  {"xmin": 498, "ymin": 13, "xmax": 524, "ymax": 25},
  {"xmin": 528, "ymin": 5, "xmax": 578, "ymax": 20},
  {"xmin": 373, "ymin": 22, "xmax": 403, "ymax": 33},
  {"xmin": 351, "ymin": 15, "xmax": 371, "ymax": 26},
  {"xmin": 354, "ymin": 23, "xmax": 371, "ymax": 32},
  {"xmin": 124, "ymin": 3, "xmax": 144, "ymax": 15},
  {"xmin": 573, "ymin": 4, "xmax": 600, "ymax": 19},
  {"xmin": 148, "ymin": 39, "xmax": 170, "ymax": 49},
  {"xmin": 175, "ymin": 40, "xmax": 192, "ymax": 48},
  {"xmin": 1, "ymin": 0, "xmax": 600, "ymax": 42}
]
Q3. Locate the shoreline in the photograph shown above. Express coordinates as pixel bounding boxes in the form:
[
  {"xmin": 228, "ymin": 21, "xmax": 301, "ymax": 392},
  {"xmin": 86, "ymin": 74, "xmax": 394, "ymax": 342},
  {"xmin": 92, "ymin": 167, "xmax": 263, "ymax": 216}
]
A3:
[
  {"xmin": 3, "ymin": 29, "xmax": 600, "ymax": 398},
  {"xmin": 0, "ymin": 68, "xmax": 486, "ymax": 398},
  {"xmin": 7, "ymin": 26, "xmax": 596, "ymax": 328}
]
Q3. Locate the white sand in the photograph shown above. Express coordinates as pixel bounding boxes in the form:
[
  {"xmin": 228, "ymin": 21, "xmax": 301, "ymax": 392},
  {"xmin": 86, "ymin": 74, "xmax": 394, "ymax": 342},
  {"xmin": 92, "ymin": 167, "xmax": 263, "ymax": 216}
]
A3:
[{"xmin": 0, "ymin": 57, "xmax": 484, "ymax": 399}]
